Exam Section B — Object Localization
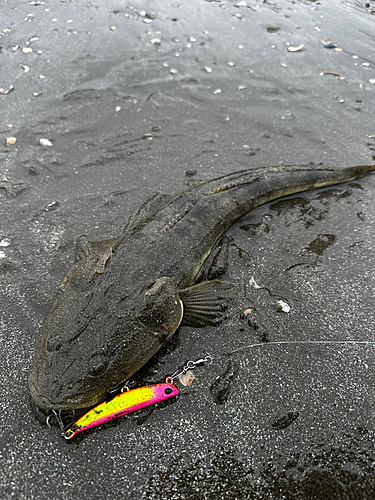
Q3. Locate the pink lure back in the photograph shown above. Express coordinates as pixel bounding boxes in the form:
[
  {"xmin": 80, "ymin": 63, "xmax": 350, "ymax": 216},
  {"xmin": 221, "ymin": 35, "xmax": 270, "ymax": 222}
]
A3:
[{"xmin": 64, "ymin": 380, "xmax": 179, "ymax": 439}]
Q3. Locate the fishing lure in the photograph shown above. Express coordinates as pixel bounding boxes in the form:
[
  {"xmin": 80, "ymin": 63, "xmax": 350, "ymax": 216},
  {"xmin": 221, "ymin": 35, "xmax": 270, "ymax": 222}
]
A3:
[
  {"xmin": 47, "ymin": 354, "xmax": 212, "ymax": 439},
  {"xmin": 63, "ymin": 380, "xmax": 179, "ymax": 439}
]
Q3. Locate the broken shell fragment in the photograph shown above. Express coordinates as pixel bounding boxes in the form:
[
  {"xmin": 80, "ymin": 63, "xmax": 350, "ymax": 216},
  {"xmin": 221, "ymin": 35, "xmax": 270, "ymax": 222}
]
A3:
[
  {"xmin": 0, "ymin": 85, "xmax": 14, "ymax": 94},
  {"xmin": 275, "ymin": 299, "xmax": 291, "ymax": 313},
  {"xmin": 179, "ymin": 370, "xmax": 195, "ymax": 386},
  {"xmin": 249, "ymin": 276, "xmax": 261, "ymax": 289},
  {"xmin": 287, "ymin": 44, "xmax": 304, "ymax": 52},
  {"xmin": 6, "ymin": 137, "xmax": 17, "ymax": 146},
  {"xmin": 39, "ymin": 138, "xmax": 53, "ymax": 147},
  {"xmin": 320, "ymin": 71, "xmax": 344, "ymax": 79},
  {"xmin": 242, "ymin": 308, "xmax": 253, "ymax": 318}
]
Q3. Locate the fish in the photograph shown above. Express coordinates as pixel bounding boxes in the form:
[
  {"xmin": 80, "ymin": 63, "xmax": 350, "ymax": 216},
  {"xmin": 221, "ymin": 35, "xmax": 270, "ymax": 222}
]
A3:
[{"xmin": 29, "ymin": 164, "xmax": 375, "ymax": 414}]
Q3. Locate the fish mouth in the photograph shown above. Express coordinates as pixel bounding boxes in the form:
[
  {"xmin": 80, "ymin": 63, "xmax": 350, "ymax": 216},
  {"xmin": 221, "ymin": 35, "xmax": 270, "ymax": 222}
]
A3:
[
  {"xmin": 29, "ymin": 390, "xmax": 104, "ymax": 428},
  {"xmin": 29, "ymin": 378, "xmax": 55, "ymax": 411},
  {"xmin": 29, "ymin": 394, "xmax": 95, "ymax": 429}
]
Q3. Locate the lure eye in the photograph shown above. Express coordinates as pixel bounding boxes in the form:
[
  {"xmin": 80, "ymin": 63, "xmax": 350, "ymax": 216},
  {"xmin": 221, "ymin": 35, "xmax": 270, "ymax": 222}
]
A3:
[
  {"xmin": 90, "ymin": 360, "xmax": 107, "ymax": 376},
  {"xmin": 164, "ymin": 388, "xmax": 173, "ymax": 395}
]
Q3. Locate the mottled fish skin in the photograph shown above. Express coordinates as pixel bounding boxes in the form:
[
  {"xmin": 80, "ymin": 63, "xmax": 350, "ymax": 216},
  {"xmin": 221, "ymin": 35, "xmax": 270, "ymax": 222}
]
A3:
[{"xmin": 29, "ymin": 164, "xmax": 375, "ymax": 411}]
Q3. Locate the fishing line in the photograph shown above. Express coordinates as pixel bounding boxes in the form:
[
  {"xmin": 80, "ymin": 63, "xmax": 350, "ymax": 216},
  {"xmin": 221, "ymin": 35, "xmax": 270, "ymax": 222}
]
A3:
[{"xmin": 227, "ymin": 340, "xmax": 375, "ymax": 356}]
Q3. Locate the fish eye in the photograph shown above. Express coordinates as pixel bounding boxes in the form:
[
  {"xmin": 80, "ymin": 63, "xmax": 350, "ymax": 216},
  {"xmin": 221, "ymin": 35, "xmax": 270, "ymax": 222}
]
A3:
[
  {"xmin": 90, "ymin": 360, "xmax": 107, "ymax": 377},
  {"xmin": 46, "ymin": 336, "xmax": 62, "ymax": 352}
]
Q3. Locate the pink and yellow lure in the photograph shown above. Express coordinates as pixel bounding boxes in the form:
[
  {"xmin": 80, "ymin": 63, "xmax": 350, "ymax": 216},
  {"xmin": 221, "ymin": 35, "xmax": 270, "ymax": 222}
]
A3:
[{"xmin": 64, "ymin": 379, "xmax": 179, "ymax": 439}]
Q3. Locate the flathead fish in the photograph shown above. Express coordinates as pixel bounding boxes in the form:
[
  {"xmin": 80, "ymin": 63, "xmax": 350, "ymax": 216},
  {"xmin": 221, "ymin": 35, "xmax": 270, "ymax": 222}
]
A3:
[{"xmin": 29, "ymin": 164, "xmax": 375, "ymax": 413}]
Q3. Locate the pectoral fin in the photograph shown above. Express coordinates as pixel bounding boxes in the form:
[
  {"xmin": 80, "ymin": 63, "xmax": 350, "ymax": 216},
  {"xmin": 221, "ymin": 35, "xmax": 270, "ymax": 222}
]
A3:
[
  {"xmin": 207, "ymin": 236, "xmax": 230, "ymax": 280},
  {"xmin": 179, "ymin": 280, "xmax": 232, "ymax": 327},
  {"xmin": 196, "ymin": 236, "xmax": 230, "ymax": 282}
]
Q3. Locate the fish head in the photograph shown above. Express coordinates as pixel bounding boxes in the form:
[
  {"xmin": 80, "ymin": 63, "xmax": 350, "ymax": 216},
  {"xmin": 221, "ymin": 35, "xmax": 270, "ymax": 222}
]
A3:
[{"xmin": 29, "ymin": 274, "xmax": 183, "ymax": 412}]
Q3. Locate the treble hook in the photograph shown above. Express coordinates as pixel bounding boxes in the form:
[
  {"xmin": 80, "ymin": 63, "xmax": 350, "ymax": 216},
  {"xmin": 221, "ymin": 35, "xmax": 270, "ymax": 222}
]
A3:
[
  {"xmin": 45, "ymin": 410, "xmax": 65, "ymax": 433},
  {"xmin": 45, "ymin": 413, "xmax": 54, "ymax": 429}
]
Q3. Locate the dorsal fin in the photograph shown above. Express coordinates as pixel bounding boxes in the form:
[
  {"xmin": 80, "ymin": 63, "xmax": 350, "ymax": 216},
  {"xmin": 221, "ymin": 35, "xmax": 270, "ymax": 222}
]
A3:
[
  {"xmin": 75, "ymin": 236, "xmax": 118, "ymax": 262},
  {"xmin": 75, "ymin": 192, "xmax": 172, "ymax": 262}
]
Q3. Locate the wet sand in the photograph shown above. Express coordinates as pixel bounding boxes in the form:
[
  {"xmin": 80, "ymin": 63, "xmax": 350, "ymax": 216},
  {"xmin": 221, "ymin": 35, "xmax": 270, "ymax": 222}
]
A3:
[{"xmin": 1, "ymin": 0, "xmax": 375, "ymax": 498}]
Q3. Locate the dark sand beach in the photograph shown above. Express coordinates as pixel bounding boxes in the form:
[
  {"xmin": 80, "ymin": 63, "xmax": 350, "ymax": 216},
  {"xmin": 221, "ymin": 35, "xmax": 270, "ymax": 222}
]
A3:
[{"xmin": 1, "ymin": 1, "xmax": 375, "ymax": 498}]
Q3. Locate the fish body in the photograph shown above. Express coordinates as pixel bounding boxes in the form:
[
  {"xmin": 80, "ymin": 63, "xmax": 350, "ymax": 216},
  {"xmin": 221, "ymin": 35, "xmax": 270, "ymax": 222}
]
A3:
[{"xmin": 29, "ymin": 164, "xmax": 375, "ymax": 412}]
